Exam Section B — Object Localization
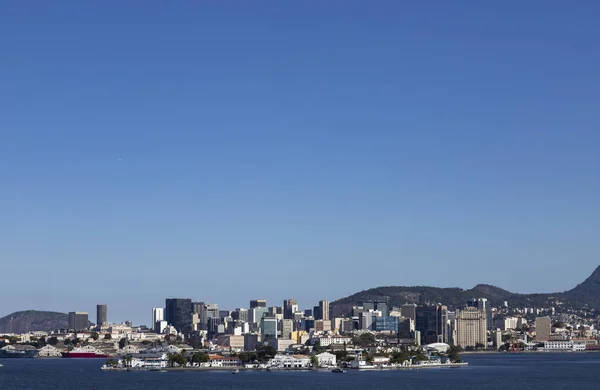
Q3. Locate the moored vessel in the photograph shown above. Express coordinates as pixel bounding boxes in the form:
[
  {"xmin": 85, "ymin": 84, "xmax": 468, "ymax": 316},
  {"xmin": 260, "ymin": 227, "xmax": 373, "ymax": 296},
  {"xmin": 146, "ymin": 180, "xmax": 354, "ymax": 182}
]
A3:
[{"xmin": 62, "ymin": 347, "xmax": 109, "ymax": 358}]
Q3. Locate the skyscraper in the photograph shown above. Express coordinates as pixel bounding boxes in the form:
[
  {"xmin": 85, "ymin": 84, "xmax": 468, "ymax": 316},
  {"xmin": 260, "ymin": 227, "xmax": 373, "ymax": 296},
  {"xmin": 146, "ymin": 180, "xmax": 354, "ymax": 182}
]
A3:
[
  {"xmin": 261, "ymin": 316, "xmax": 278, "ymax": 340},
  {"xmin": 467, "ymin": 298, "xmax": 493, "ymax": 330},
  {"xmin": 283, "ymin": 299, "xmax": 298, "ymax": 320},
  {"xmin": 401, "ymin": 304, "xmax": 417, "ymax": 321},
  {"xmin": 535, "ymin": 316, "xmax": 552, "ymax": 341},
  {"xmin": 68, "ymin": 312, "xmax": 89, "ymax": 331},
  {"xmin": 319, "ymin": 300, "xmax": 330, "ymax": 321},
  {"xmin": 96, "ymin": 304, "xmax": 107, "ymax": 326},
  {"xmin": 152, "ymin": 308, "xmax": 164, "ymax": 327},
  {"xmin": 375, "ymin": 302, "xmax": 388, "ymax": 317},
  {"xmin": 192, "ymin": 301, "xmax": 205, "ymax": 314},
  {"xmin": 250, "ymin": 300, "xmax": 267, "ymax": 309},
  {"xmin": 313, "ymin": 306, "xmax": 321, "ymax": 320},
  {"xmin": 455, "ymin": 307, "xmax": 487, "ymax": 348},
  {"xmin": 415, "ymin": 305, "xmax": 448, "ymax": 345},
  {"xmin": 165, "ymin": 298, "xmax": 193, "ymax": 333}
]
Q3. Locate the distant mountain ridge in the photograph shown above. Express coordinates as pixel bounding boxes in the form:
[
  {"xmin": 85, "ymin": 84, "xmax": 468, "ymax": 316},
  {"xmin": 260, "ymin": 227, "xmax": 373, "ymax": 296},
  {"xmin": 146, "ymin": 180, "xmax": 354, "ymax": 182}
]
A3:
[
  {"xmin": 0, "ymin": 310, "xmax": 70, "ymax": 334},
  {"xmin": 332, "ymin": 265, "xmax": 600, "ymax": 317}
]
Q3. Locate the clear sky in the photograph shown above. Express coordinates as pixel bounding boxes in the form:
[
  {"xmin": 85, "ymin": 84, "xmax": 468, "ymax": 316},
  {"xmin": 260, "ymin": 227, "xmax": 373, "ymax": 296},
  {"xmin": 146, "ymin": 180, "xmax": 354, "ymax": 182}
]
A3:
[{"xmin": 1, "ymin": 1, "xmax": 599, "ymax": 326}]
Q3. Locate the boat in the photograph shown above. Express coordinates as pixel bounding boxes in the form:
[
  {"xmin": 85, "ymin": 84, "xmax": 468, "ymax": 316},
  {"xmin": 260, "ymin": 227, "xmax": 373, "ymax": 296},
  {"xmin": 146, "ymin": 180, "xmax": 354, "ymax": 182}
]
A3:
[
  {"xmin": 61, "ymin": 347, "xmax": 109, "ymax": 358},
  {"xmin": 331, "ymin": 368, "xmax": 347, "ymax": 373},
  {"xmin": 232, "ymin": 369, "xmax": 240, "ymax": 374}
]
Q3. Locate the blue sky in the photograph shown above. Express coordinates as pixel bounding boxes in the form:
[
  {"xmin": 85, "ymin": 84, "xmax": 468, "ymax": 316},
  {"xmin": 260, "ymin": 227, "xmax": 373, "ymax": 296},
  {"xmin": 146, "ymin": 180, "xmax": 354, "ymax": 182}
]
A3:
[{"xmin": 1, "ymin": 1, "xmax": 599, "ymax": 325}]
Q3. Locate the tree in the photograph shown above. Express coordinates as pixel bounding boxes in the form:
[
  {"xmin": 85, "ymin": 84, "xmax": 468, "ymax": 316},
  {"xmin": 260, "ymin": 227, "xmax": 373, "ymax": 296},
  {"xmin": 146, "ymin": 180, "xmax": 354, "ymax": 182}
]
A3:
[
  {"xmin": 257, "ymin": 345, "xmax": 277, "ymax": 363},
  {"xmin": 475, "ymin": 342, "xmax": 485, "ymax": 350},
  {"xmin": 167, "ymin": 353, "xmax": 187, "ymax": 367},
  {"xmin": 119, "ymin": 338, "xmax": 128, "ymax": 349},
  {"xmin": 104, "ymin": 334, "xmax": 112, "ymax": 340},
  {"xmin": 122, "ymin": 356, "xmax": 134, "ymax": 367},
  {"xmin": 191, "ymin": 352, "xmax": 210, "ymax": 364},
  {"xmin": 310, "ymin": 355, "xmax": 319, "ymax": 367},
  {"xmin": 48, "ymin": 337, "xmax": 58, "ymax": 346},
  {"xmin": 365, "ymin": 354, "xmax": 374, "ymax": 365},
  {"xmin": 390, "ymin": 351, "xmax": 410, "ymax": 364},
  {"xmin": 353, "ymin": 333, "xmax": 376, "ymax": 347},
  {"xmin": 312, "ymin": 340, "xmax": 324, "ymax": 353},
  {"xmin": 334, "ymin": 350, "xmax": 348, "ymax": 361},
  {"xmin": 412, "ymin": 353, "xmax": 429, "ymax": 363},
  {"xmin": 90, "ymin": 332, "xmax": 99, "ymax": 341},
  {"xmin": 238, "ymin": 352, "xmax": 257, "ymax": 364},
  {"xmin": 446, "ymin": 345, "xmax": 462, "ymax": 363},
  {"xmin": 105, "ymin": 358, "xmax": 118, "ymax": 368}
]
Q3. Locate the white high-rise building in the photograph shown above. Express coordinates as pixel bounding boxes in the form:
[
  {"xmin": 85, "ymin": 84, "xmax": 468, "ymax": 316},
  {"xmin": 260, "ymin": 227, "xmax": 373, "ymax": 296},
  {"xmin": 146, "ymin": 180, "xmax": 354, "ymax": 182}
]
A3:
[{"xmin": 152, "ymin": 308, "xmax": 164, "ymax": 328}]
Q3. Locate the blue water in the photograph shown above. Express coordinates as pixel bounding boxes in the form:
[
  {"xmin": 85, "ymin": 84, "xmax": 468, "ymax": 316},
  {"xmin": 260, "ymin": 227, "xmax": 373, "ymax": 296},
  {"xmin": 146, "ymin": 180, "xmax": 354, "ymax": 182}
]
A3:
[{"xmin": 1, "ymin": 353, "xmax": 599, "ymax": 389}]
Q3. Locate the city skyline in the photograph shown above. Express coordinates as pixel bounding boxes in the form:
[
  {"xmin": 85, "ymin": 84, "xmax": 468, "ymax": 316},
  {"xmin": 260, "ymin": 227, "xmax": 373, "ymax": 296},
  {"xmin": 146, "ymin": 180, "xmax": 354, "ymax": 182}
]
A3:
[{"xmin": 2, "ymin": 1, "xmax": 599, "ymax": 326}]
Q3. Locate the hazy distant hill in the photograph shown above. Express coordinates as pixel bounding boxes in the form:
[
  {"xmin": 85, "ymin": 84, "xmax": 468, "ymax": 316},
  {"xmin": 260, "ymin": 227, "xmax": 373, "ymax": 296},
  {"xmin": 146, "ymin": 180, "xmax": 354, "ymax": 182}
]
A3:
[
  {"xmin": 0, "ymin": 310, "xmax": 69, "ymax": 334},
  {"xmin": 331, "ymin": 266, "xmax": 600, "ymax": 317}
]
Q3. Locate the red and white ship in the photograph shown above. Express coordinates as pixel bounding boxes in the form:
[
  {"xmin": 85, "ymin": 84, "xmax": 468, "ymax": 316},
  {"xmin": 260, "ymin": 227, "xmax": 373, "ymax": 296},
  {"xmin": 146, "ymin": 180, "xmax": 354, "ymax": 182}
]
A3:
[{"xmin": 61, "ymin": 346, "xmax": 109, "ymax": 358}]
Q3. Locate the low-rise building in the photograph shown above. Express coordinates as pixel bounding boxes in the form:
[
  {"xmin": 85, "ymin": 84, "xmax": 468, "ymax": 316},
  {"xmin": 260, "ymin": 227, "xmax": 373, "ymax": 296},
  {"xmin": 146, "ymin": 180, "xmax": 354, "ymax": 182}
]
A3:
[
  {"xmin": 209, "ymin": 355, "xmax": 242, "ymax": 367},
  {"xmin": 315, "ymin": 352, "xmax": 336, "ymax": 367},
  {"xmin": 37, "ymin": 345, "xmax": 62, "ymax": 357},
  {"xmin": 267, "ymin": 338, "xmax": 296, "ymax": 352},
  {"xmin": 269, "ymin": 354, "xmax": 311, "ymax": 368},
  {"xmin": 315, "ymin": 336, "xmax": 352, "ymax": 347}
]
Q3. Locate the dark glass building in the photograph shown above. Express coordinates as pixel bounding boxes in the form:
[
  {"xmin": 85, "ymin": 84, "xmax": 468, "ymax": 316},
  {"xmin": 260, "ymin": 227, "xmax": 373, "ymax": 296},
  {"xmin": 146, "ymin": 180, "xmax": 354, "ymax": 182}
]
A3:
[
  {"xmin": 68, "ymin": 312, "xmax": 89, "ymax": 331},
  {"xmin": 96, "ymin": 304, "xmax": 107, "ymax": 326},
  {"xmin": 250, "ymin": 300, "xmax": 267, "ymax": 309},
  {"xmin": 415, "ymin": 305, "xmax": 448, "ymax": 345},
  {"xmin": 165, "ymin": 298, "xmax": 193, "ymax": 333}
]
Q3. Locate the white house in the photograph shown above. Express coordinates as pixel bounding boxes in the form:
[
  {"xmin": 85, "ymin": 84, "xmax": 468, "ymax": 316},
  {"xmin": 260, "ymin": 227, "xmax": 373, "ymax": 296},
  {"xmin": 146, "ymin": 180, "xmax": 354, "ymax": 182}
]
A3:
[{"xmin": 315, "ymin": 352, "xmax": 337, "ymax": 367}]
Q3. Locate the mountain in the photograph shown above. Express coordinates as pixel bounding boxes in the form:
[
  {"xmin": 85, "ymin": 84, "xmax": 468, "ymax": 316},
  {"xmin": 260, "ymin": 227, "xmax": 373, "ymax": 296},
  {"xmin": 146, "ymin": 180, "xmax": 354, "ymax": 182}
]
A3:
[
  {"xmin": 0, "ymin": 310, "xmax": 69, "ymax": 334},
  {"xmin": 564, "ymin": 265, "xmax": 600, "ymax": 309},
  {"xmin": 331, "ymin": 266, "xmax": 600, "ymax": 317}
]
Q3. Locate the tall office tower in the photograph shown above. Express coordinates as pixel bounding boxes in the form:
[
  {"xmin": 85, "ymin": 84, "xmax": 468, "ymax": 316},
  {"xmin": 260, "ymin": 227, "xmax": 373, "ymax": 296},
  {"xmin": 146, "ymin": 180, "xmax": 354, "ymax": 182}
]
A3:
[
  {"xmin": 268, "ymin": 306, "xmax": 282, "ymax": 316},
  {"xmin": 205, "ymin": 304, "xmax": 219, "ymax": 318},
  {"xmin": 250, "ymin": 300, "xmax": 267, "ymax": 309},
  {"xmin": 152, "ymin": 308, "xmax": 164, "ymax": 330},
  {"xmin": 374, "ymin": 302, "xmax": 388, "ymax": 317},
  {"xmin": 192, "ymin": 301, "xmax": 205, "ymax": 314},
  {"xmin": 96, "ymin": 304, "xmax": 107, "ymax": 326},
  {"xmin": 415, "ymin": 305, "xmax": 448, "ymax": 345},
  {"xmin": 304, "ymin": 309, "xmax": 313, "ymax": 317},
  {"xmin": 455, "ymin": 307, "xmax": 487, "ymax": 348},
  {"xmin": 401, "ymin": 303, "xmax": 417, "ymax": 321},
  {"xmin": 249, "ymin": 306, "xmax": 269, "ymax": 324},
  {"xmin": 362, "ymin": 302, "xmax": 375, "ymax": 311},
  {"xmin": 468, "ymin": 298, "xmax": 493, "ymax": 330},
  {"xmin": 232, "ymin": 308, "xmax": 249, "ymax": 322},
  {"xmin": 68, "ymin": 312, "xmax": 89, "ymax": 331},
  {"xmin": 319, "ymin": 300, "xmax": 330, "ymax": 321},
  {"xmin": 313, "ymin": 306, "xmax": 321, "ymax": 320},
  {"xmin": 535, "ymin": 316, "xmax": 552, "ymax": 341},
  {"xmin": 260, "ymin": 316, "xmax": 278, "ymax": 340},
  {"xmin": 281, "ymin": 319, "xmax": 294, "ymax": 339},
  {"xmin": 283, "ymin": 299, "xmax": 298, "ymax": 320},
  {"xmin": 165, "ymin": 298, "xmax": 193, "ymax": 333}
]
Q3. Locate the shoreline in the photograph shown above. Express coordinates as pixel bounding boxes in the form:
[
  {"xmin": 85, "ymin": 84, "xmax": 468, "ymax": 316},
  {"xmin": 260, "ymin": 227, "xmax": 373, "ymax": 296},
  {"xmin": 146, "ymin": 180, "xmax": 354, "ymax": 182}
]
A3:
[{"xmin": 101, "ymin": 363, "xmax": 468, "ymax": 372}]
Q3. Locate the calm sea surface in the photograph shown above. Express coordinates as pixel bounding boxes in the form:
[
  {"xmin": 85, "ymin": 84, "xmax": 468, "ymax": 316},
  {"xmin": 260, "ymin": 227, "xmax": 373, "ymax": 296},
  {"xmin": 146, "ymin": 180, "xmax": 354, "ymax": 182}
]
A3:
[{"xmin": 1, "ymin": 353, "xmax": 599, "ymax": 389}]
